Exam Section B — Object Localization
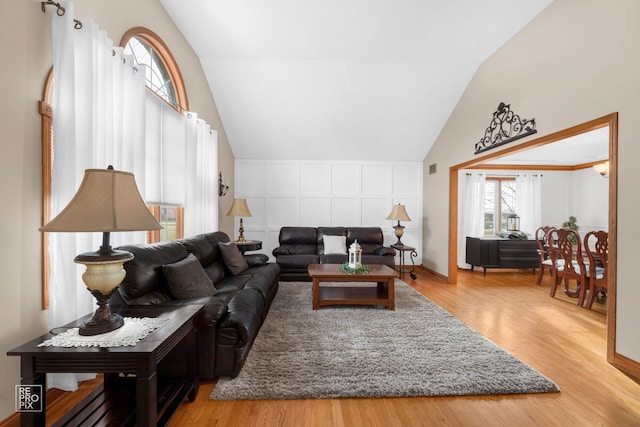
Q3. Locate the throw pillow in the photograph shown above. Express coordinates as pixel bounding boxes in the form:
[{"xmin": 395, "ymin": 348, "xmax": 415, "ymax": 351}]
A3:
[
  {"xmin": 163, "ymin": 254, "xmax": 217, "ymax": 299},
  {"xmin": 323, "ymin": 235, "xmax": 347, "ymax": 255},
  {"xmin": 218, "ymin": 242, "xmax": 249, "ymax": 275}
]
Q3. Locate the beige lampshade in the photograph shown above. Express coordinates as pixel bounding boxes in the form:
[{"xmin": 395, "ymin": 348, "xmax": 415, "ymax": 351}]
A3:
[
  {"xmin": 386, "ymin": 204, "xmax": 412, "ymax": 222},
  {"xmin": 40, "ymin": 167, "xmax": 162, "ymax": 233},
  {"xmin": 226, "ymin": 198, "xmax": 252, "ymax": 217}
]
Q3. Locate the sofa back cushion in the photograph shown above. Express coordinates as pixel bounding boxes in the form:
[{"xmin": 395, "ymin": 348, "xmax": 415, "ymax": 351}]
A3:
[
  {"xmin": 347, "ymin": 227, "xmax": 385, "ymax": 254},
  {"xmin": 182, "ymin": 233, "xmax": 226, "ymax": 284},
  {"xmin": 275, "ymin": 227, "xmax": 318, "ymax": 255},
  {"xmin": 317, "ymin": 227, "xmax": 347, "ymax": 255},
  {"xmin": 118, "ymin": 241, "xmax": 188, "ymax": 299}
]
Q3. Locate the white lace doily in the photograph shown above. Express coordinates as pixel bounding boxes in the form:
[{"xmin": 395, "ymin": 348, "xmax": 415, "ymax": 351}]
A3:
[{"xmin": 38, "ymin": 317, "xmax": 169, "ymax": 348}]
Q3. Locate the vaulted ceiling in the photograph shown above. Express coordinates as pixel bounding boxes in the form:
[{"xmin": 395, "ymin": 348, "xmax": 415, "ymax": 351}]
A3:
[{"xmin": 159, "ymin": 0, "xmax": 554, "ymax": 161}]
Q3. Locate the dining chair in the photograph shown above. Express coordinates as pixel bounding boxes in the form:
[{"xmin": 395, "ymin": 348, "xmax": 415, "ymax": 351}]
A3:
[
  {"xmin": 548, "ymin": 228, "xmax": 588, "ymax": 306},
  {"xmin": 535, "ymin": 226, "xmax": 557, "ymax": 285},
  {"xmin": 583, "ymin": 230, "xmax": 608, "ymax": 309}
]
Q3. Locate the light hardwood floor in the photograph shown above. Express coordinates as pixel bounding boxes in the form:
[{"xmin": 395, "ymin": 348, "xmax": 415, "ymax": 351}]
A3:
[
  {"xmin": 6, "ymin": 268, "xmax": 639, "ymax": 426},
  {"xmin": 168, "ymin": 269, "xmax": 640, "ymax": 427}
]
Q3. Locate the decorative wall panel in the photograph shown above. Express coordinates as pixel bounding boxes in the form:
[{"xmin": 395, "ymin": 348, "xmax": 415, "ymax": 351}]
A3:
[{"xmin": 236, "ymin": 160, "xmax": 423, "ymax": 261}]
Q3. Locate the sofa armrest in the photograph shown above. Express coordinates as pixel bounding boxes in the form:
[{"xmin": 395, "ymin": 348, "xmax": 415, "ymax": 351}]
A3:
[
  {"xmin": 272, "ymin": 246, "xmax": 290, "ymax": 256},
  {"xmin": 244, "ymin": 253, "xmax": 269, "ymax": 267},
  {"xmin": 170, "ymin": 296, "xmax": 228, "ymax": 327},
  {"xmin": 376, "ymin": 246, "xmax": 396, "ymax": 256}
]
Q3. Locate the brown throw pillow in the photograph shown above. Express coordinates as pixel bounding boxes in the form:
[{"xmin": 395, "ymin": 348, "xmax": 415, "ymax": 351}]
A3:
[
  {"xmin": 218, "ymin": 242, "xmax": 249, "ymax": 275},
  {"xmin": 163, "ymin": 254, "xmax": 217, "ymax": 299}
]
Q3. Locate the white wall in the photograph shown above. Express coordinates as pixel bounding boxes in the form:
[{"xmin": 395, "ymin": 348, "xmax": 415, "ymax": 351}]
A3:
[
  {"xmin": 423, "ymin": 0, "xmax": 640, "ymax": 366},
  {"xmin": 235, "ymin": 160, "xmax": 423, "ymax": 259},
  {"xmin": 541, "ymin": 169, "xmax": 609, "ymax": 234}
]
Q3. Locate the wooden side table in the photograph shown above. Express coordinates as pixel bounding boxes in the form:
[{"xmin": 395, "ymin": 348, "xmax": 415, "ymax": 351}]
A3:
[
  {"xmin": 391, "ymin": 244, "xmax": 417, "ymax": 280},
  {"xmin": 7, "ymin": 305, "xmax": 202, "ymax": 427}
]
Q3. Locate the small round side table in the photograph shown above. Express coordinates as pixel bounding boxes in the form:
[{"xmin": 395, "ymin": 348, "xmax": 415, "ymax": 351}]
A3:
[
  {"xmin": 391, "ymin": 243, "xmax": 417, "ymax": 280},
  {"xmin": 235, "ymin": 240, "xmax": 262, "ymax": 254}
]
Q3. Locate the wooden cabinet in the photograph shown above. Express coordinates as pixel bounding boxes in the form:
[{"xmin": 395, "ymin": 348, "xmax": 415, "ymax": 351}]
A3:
[{"xmin": 466, "ymin": 237, "xmax": 539, "ymax": 275}]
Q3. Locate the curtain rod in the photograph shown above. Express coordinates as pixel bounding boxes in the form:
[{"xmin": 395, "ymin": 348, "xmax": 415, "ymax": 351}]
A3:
[{"xmin": 41, "ymin": 1, "xmax": 83, "ymax": 29}]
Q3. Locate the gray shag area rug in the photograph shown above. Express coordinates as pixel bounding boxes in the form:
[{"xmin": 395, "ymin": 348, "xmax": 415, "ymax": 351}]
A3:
[{"xmin": 211, "ymin": 281, "xmax": 559, "ymax": 400}]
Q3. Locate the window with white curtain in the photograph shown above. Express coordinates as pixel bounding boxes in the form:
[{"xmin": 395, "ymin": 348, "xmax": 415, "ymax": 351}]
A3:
[
  {"xmin": 42, "ymin": 2, "xmax": 218, "ymax": 391},
  {"xmin": 484, "ymin": 177, "xmax": 516, "ymax": 236},
  {"xmin": 123, "ymin": 28, "xmax": 190, "ymax": 242}
]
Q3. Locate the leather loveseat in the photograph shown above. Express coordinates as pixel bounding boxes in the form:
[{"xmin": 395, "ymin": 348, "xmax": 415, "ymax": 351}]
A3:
[
  {"xmin": 110, "ymin": 231, "xmax": 280, "ymax": 379},
  {"xmin": 272, "ymin": 226, "xmax": 396, "ymax": 281}
]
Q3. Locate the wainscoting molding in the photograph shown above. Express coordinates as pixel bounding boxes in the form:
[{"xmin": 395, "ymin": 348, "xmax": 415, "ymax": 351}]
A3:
[{"xmin": 234, "ymin": 160, "xmax": 423, "ymax": 260}]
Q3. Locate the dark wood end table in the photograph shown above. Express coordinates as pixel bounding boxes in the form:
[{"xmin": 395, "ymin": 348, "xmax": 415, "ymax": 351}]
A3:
[
  {"xmin": 7, "ymin": 305, "xmax": 202, "ymax": 427},
  {"xmin": 308, "ymin": 264, "xmax": 398, "ymax": 310}
]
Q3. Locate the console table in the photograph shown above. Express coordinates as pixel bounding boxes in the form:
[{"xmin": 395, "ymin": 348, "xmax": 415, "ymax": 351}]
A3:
[
  {"xmin": 466, "ymin": 236, "xmax": 539, "ymax": 275},
  {"xmin": 7, "ymin": 305, "xmax": 201, "ymax": 427}
]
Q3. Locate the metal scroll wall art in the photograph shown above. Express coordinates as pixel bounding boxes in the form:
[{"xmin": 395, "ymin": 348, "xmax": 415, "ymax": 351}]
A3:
[{"xmin": 475, "ymin": 102, "xmax": 537, "ymax": 154}]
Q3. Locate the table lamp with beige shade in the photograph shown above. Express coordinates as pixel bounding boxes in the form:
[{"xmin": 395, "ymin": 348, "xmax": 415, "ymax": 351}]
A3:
[
  {"xmin": 40, "ymin": 166, "xmax": 162, "ymax": 336},
  {"xmin": 386, "ymin": 203, "xmax": 412, "ymax": 246},
  {"xmin": 226, "ymin": 198, "xmax": 252, "ymax": 243}
]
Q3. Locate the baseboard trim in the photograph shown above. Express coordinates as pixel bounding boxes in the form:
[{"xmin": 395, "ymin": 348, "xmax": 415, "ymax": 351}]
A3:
[{"xmin": 415, "ymin": 265, "xmax": 449, "ymax": 283}]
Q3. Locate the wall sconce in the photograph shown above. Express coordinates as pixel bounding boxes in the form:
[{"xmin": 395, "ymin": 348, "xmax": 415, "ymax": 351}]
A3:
[
  {"xmin": 218, "ymin": 172, "xmax": 229, "ymax": 196},
  {"xmin": 593, "ymin": 161, "xmax": 609, "ymax": 178}
]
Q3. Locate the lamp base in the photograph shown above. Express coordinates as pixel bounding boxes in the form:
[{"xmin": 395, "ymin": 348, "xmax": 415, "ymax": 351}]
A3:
[
  {"xmin": 74, "ymin": 247, "xmax": 132, "ymax": 336},
  {"xmin": 235, "ymin": 218, "xmax": 247, "ymax": 243},
  {"xmin": 79, "ymin": 289, "xmax": 124, "ymax": 336},
  {"xmin": 393, "ymin": 224, "xmax": 405, "ymax": 246}
]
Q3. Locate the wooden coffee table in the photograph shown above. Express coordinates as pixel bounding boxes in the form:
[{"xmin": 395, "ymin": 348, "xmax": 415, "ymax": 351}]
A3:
[{"xmin": 308, "ymin": 264, "xmax": 398, "ymax": 310}]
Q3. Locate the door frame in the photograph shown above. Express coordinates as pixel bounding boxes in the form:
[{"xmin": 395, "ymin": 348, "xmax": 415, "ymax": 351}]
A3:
[{"xmin": 447, "ymin": 112, "xmax": 618, "ymax": 364}]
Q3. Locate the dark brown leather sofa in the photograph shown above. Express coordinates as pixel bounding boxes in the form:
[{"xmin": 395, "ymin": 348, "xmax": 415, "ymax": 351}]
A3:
[
  {"xmin": 110, "ymin": 231, "xmax": 280, "ymax": 379},
  {"xmin": 272, "ymin": 226, "xmax": 396, "ymax": 281}
]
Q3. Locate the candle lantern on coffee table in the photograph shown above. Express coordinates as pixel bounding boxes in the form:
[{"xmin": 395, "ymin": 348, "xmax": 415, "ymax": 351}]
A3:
[{"xmin": 348, "ymin": 239, "xmax": 362, "ymax": 268}]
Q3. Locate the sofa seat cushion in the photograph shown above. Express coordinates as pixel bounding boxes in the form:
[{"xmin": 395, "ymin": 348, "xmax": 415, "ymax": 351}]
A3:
[
  {"xmin": 275, "ymin": 254, "xmax": 320, "ymax": 269},
  {"xmin": 217, "ymin": 289, "xmax": 265, "ymax": 347},
  {"xmin": 320, "ymin": 254, "xmax": 348, "ymax": 264},
  {"xmin": 240, "ymin": 269, "xmax": 280, "ymax": 303},
  {"xmin": 163, "ymin": 253, "xmax": 217, "ymax": 299}
]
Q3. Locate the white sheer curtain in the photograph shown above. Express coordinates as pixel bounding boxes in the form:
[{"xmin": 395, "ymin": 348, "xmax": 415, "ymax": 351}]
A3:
[
  {"xmin": 49, "ymin": 3, "xmax": 221, "ymax": 389},
  {"xmin": 49, "ymin": 2, "xmax": 147, "ymax": 390},
  {"xmin": 515, "ymin": 173, "xmax": 542, "ymax": 236},
  {"xmin": 185, "ymin": 113, "xmax": 219, "ymax": 236},
  {"xmin": 458, "ymin": 171, "xmax": 486, "ymax": 268},
  {"xmin": 144, "ymin": 93, "xmax": 187, "ymax": 206}
]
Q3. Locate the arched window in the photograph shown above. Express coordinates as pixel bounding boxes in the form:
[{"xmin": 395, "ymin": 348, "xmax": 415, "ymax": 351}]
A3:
[
  {"xmin": 40, "ymin": 27, "xmax": 189, "ymax": 308},
  {"xmin": 121, "ymin": 27, "xmax": 188, "ymax": 113}
]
